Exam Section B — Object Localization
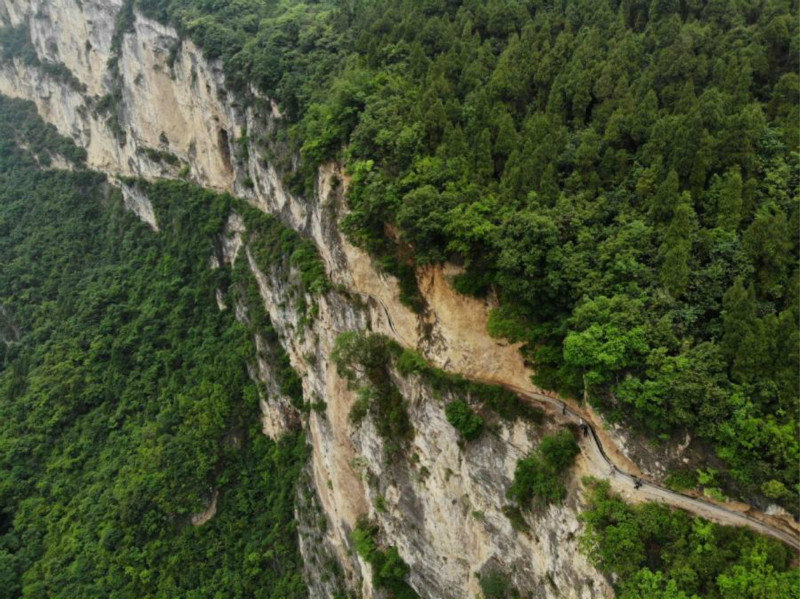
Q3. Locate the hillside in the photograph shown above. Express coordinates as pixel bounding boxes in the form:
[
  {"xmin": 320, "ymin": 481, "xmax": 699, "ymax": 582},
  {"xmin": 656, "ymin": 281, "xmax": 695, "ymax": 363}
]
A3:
[{"xmin": 0, "ymin": 1, "xmax": 797, "ymax": 598}]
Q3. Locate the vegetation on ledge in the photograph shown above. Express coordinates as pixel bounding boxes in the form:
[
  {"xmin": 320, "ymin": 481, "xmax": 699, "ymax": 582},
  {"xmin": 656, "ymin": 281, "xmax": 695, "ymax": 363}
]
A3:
[
  {"xmin": 238, "ymin": 202, "xmax": 330, "ymax": 297},
  {"xmin": 331, "ymin": 330, "xmax": 542, "ymax": 453},
  {"xmin": 445, "ymin": 399, "xmax": 484, "ymax": 440},
  {"xmin": 0, "ymin": 25, "xmax": 87, "ymax": 92},
  {"xmin": 332, "ymin": 331, "xmax": 414, "ymax": 457}
]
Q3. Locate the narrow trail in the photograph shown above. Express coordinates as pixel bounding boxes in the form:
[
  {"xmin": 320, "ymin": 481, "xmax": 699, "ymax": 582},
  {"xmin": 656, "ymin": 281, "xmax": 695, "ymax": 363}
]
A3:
[
  {"xmin": 366, "ymin": 293, "xmax": 800, "ymax": 551},
  {"xmin": 503, "ymin": 382, "xmax": 800, "ymax": 551}
]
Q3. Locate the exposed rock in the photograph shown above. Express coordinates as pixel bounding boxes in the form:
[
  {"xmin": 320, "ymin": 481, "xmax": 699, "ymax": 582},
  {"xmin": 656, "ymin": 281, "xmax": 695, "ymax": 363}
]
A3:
[
  {"xmin": 118, "ymin": 180, "xmax": 158, "ymax": 230},
  {"xmin": 296, "ymin": 463, "xmax": 360, "ymax": 599},
  {"xmin": 215, "ymin": 288, "xmax": 227, "ymax": 311},
  {"xmin": 190, "ymin": 489, "xmax": 218, "ymax": 527},
  {"xmin": 348, "ymin": 371, "xmax": 611, "ymax": 599},
  {"xmin": 220, "ymin": 212, "xmax": 245, "ymax": 265},
  {"xmin": 0, "ymin": 304, "xmax": 20, "ymax": 346},
  {"xmin": 253, "ymin": 332, "xmax": 302, "ymax": 439}
]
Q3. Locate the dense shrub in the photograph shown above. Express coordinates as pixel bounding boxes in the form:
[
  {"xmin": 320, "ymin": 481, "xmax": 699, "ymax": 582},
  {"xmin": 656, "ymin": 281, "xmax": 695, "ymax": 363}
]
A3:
[
  {"xmin": 508, "ymin": 430, "xmax": 579, "ymax": 508},
  {"xmin": 445, "ymin": 399, "xmax": 484, "ymax": 440},
  {"xmin": 539, "ymin": 430, "xmax": 580, "ymax": 472},
  {"xmin": 479, "ymin": 570, "xmax": 519, "ymax": 599},
  {"xmin": 352, "ymin": 517, "xmax": 419, "ymax": 599}
]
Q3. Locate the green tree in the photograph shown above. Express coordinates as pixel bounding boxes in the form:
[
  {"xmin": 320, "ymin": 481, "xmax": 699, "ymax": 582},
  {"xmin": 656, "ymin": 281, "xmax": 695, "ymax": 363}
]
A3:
[
  {"xmin": 444, "ymin": 400, "xmax": 484, "ymax": 441},
  {"xmin": 582, "ymin": 480, "xmax": 799, "ymax": 599},
  {"xmin": 742, "ymin": 203, "xmax": 792, "ymax": 299},
  {"xmin": 716, "ymin": 541, "xmax": 800, "ymax": 599},
  {"xmin": 563, "ymin": 295, "xmax": 650, "ymax": 391},
  {"xmin": 396, "ymin": 185, "xmax": 449, "ymax": 263},
  {"xmin": 619, "ymin": 569, "xmax": 691, "ymax": 599},
  {"xmin": 720, "ymin": 278, "xmax": 760, "ymax": 383},
  {"xmin": 716, "ymin": 166, "xmax": 743, "ymax": 232},
  {"xmin": 659, "ymin": 191, "xmax": 697, "ymax": 297},
  {"xmin": 508, "ymin": 430, "xmax": 579, "ymax": 508},
  {"xmin": 539, "ymin": 430, "xmax": 580, "ymax": 471},
  {"xmin": 651, "ymin": 170, "xmax": 681, "ymax": 223}
]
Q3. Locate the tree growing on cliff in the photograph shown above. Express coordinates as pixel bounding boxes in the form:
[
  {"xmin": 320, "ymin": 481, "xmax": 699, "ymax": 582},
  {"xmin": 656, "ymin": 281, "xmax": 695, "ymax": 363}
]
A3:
[{"xmin": 508, "ymin": 430, "xmax": 579, "ymax": 508}]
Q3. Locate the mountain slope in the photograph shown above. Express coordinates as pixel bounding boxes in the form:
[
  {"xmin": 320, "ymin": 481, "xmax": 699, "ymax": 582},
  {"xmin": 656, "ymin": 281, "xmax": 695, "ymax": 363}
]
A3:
[{"xmin": 0, "ymin": 1, "xmax": 797, "ymax": 598}]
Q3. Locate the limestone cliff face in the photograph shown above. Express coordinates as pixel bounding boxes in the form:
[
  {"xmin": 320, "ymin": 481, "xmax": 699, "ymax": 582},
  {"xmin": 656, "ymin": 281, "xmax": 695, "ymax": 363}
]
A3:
[
  {"xmin": 0, "ymin": 2, "xmax": 612, "ymax": 597},
  {"xmin": 349, "ymin": 373, "xmax": 606, "ymax": 599}
]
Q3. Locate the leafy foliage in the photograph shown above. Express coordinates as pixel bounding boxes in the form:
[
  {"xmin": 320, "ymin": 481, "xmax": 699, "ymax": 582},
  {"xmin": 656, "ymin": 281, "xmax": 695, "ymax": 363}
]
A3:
[
  {"xmin": 508, "ymin": 430, "xmax": 579, "ymax": 508},
  {"xmin": 665, "ymin": 468, "xmax": 699, "ymax": 492},
  {"xmin": 581, "ymin": 479, "xmax": 799, "ymax": 599},
  {"xmin": 0, "ymin": 97, "xmax": 308, "ymax": 598},
  {"xmin": 139, "ymin": 146, "xmax": 181, "ymax": 166},
  {"xmin": 478, "ymin": 570, "xmax": 519, "ymax": 599},
  {"xmin": 444, "ymin": 399, "xmax": 484, "ymax": 440},
  {"xmin": 352, "ymin": 517, "xmax": 419, "ymax": 599},
  {"xmin": 539, "ymin": 429, "xmax": 581, "ymax": 471}
]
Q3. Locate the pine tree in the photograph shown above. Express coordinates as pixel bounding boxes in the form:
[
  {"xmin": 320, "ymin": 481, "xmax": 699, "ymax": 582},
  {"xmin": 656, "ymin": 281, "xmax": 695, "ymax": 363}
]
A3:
[
  {"xmin": 492, "ymin": 108, "xmax": 519, "ymax": 168},
  {"xmin": 423, "ymin": 96, "xmax": 448, "ymax": 149},
  {"xmin": 716, "ymin": 166, "xmax": 743, "ymax": 232},
  {"xmin": 651, "ymin": 169, "xmax": 680, "ymax": 223},
  {"xmin": 659, "ymin": 191, "xmax": 697, "ymax": 297},
  {"xmin": 408, "ymin": 41, "xmax": 428, "ymax": 80},
  {"xmin": 474, "ymin": 128, "xmax": 494, "ymax": 183},
  {"xmin": 721, "ymin": 278, "xmax": 760, "ymax": 383},
  {"xmin": 743, "ymin": 202, "xmax": 792, "ymax": 298}
]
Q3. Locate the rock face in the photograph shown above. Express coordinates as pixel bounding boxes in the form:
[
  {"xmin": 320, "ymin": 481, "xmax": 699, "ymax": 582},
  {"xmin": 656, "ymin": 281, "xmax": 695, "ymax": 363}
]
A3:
[
  {"xmin": 0, "ymin": 2, "xmax": 612, "ymax": 597},
  {"xmin": 348, "ymin": 372, "xmax": 606, "ymax": 599},
  {"xmin": 119, "ymin": 180, "xmax": 159, "ymax": 230}
]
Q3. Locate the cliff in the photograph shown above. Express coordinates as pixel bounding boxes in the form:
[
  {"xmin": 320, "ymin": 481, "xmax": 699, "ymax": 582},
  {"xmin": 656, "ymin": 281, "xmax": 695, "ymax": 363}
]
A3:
[{"xmin": 0, "ymin": 1, "xmax": 614, "ymax": 596}]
